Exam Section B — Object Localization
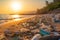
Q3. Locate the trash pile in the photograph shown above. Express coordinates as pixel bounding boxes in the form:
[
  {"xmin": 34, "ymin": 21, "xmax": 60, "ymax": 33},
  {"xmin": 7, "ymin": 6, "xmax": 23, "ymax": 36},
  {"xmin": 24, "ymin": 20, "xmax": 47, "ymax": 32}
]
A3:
[{"xmin": 0, "ymin": 14, "xmax": 60, "ymax": 40}]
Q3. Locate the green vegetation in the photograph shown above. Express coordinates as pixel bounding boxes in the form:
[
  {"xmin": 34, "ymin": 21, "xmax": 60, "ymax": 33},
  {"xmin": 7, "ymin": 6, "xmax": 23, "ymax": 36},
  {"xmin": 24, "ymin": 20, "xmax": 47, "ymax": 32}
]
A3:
[
  {"xmin": 36, "ymin": 2, "xmax": 60, "ymax": 14},
  {"xmin": 48, "ymin": 2, "xmax": 60, "ymax": 11}
]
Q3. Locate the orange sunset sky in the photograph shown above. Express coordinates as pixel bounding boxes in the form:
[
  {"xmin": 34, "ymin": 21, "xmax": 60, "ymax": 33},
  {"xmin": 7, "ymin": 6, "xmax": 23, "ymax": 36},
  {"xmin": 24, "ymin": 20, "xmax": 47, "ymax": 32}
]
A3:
[{"xmin": 0, "ymin": 0, "xmax": 53, "ymax": 14}]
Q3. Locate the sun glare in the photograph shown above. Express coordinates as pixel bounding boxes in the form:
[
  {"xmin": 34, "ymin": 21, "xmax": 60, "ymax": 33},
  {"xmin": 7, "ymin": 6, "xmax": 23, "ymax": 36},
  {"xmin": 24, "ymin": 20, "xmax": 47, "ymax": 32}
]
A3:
[
  {"xmin": 12, "ymin": 15, "xmax": 20, "ymax": 19},
  {"xmin": 10, "ymin": 1, "xmax": 22, "ymax": 12},
  {"xmin": 12, "ymin": 15, "xmax": 22, "ymax": 21}
]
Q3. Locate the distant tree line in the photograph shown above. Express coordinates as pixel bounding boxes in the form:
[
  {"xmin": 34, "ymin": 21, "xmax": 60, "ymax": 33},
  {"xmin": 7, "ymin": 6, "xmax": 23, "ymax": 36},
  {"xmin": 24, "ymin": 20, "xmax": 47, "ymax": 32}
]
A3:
[
  {"xmin": 36, "ymin": 2, "xmax": 60, "ymax": 14},
  {"xmin": 48, "ymin": 2, "xmax": 60, "ymax": 11}
]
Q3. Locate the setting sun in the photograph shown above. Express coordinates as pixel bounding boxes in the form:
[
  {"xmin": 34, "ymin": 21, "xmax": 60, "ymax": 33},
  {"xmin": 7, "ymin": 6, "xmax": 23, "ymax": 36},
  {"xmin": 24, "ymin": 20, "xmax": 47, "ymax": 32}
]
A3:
[{"xmin": 10, "ymin": 1, "xmax": 22, "ymax": 12}]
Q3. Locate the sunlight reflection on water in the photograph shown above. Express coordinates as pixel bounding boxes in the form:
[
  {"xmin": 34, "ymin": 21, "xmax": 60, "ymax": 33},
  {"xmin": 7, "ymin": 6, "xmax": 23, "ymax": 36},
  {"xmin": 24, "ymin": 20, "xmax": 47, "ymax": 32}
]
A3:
[{"xmin": 12, "ymin": 15, "xmax": 20, "ymax": 19}]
